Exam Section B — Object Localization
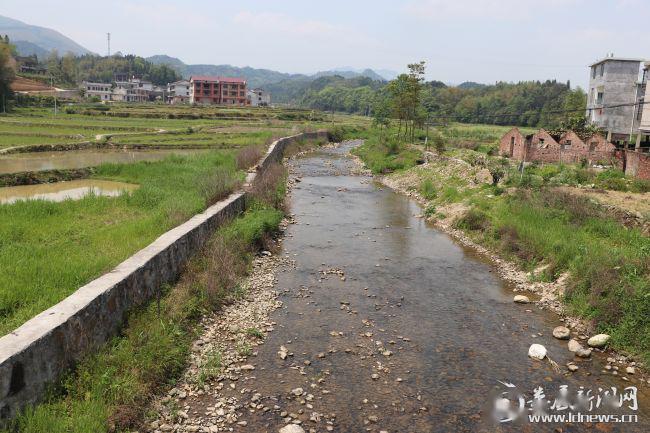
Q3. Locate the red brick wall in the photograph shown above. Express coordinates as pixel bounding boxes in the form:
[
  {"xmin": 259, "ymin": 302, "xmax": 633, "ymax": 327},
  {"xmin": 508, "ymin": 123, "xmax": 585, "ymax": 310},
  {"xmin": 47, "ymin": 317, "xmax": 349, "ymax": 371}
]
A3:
[
  {"xmin": 526, "ymin": 129, "xmax": 562, "ymax": 163},
  {"xmin": 498, "ymin": 129, "xmax": 620, "ymax": 166},
  {"xmin": 625, "ymin": 151, "xmax": 650, "ymax": 180},
  {"xmin": 499, "ymin": 128, "xmax": 527, "ymax": 160}
]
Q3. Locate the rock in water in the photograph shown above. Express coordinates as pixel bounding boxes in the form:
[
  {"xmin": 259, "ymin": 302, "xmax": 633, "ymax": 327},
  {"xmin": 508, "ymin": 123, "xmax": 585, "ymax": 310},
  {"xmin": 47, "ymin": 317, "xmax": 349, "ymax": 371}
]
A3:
[
  {"xmin": 279, "ymin": 425, "xmax": 306, "ymax": 433},
  {"xmin": 513, "ymin": 295, "xmax": 530, "ymax": 304},
  {"xmin": 552, "ymin": 326, "xmax": 570, "ymax": 340},
  {"xmin": 587, "ymin": 334, "xmax": 610, "ymax": 348},
  {"xmin": 528, "ymin": 344, "xmax": 547, "ymax": 360},
  {"xmin": 567, "ymin": 339, "xmax": 582, "ymax": 353}
]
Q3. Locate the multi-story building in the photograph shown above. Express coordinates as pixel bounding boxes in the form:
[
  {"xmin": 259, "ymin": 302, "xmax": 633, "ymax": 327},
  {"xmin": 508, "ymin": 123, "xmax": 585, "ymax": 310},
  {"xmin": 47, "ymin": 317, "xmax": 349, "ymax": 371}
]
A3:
[
  {"xmin": 586, "ymin": 56, "xmax": 644, "ymax": 145},
  {"xmin": 247, "ymin": 88, "xmax": 270, "ymax": 107},
  {"xmin": 112, "ymin": 78, "xmax": 154, "ymax": 103},
  {"xmin": 635, "ymin": 61, "xmax": 650, "ymax": 150},
  {"xmin": 189, "ymin": 76, "xmax": 247, "ymax": 105},
  {"xmin": 80, "ymin": 81, "xmax": 112, "ymax": 101},
  {"xmin": 167, "ymin": 80, "xmax": 190, "ymax": 104}
]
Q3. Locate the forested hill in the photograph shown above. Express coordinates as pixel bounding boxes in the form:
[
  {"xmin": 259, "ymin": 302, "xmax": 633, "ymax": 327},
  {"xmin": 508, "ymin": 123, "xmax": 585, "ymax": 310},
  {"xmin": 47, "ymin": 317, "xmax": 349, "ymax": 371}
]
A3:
[
  {"xmin": 289, "ymin": 77, "xmax": 585, "ymax": 128},
  {"xmin": 44, "ymin": 54, "xmax": 181, "ymax": 86}
]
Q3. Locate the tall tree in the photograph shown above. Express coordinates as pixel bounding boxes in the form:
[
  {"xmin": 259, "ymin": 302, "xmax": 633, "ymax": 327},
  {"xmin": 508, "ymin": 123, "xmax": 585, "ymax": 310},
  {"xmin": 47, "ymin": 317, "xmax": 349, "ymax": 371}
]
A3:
[{"xmin": 0, "ymin": 38, "xmax": 16, "ymax": 112}]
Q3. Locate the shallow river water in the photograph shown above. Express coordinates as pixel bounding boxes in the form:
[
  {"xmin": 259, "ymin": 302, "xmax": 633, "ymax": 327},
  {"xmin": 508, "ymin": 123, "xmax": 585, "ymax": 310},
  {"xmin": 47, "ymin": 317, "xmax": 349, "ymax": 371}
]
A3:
[{"xmin": 188, "ymin": 142, "xmax": 650, "ymax": 432}]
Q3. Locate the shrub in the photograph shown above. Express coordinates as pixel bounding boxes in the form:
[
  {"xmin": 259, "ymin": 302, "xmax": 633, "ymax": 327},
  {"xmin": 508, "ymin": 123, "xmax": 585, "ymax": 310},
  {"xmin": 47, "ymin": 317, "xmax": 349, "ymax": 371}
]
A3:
[
  {"xmin": 454, "ymin": 208, "xmax": 490, "ymax": 231},
  {"xmin": 236, "ymin": 146, "xmax": 263, "ymax": 170},
  {"xmin": 198, "ymin": 168, "xmax": 237, "ymax": 206},
  {"xmin": 419, "ymin": 179, "xmax": 437, "ymax": 200}
]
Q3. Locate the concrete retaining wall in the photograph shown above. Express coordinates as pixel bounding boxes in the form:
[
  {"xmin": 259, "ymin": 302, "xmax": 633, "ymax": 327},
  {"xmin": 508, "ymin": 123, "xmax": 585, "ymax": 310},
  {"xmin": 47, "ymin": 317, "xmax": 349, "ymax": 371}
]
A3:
[{"xmin": 0, "ymin": 130, "xmax": 329, "ymax": 422}]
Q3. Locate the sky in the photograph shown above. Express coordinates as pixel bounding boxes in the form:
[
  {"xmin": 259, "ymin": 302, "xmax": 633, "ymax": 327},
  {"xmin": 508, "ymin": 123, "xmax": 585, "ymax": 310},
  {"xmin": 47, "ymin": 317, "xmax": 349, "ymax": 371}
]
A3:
[{"xmin": 1, "ymin": 0, "xmax": 649, "ymax": 88}]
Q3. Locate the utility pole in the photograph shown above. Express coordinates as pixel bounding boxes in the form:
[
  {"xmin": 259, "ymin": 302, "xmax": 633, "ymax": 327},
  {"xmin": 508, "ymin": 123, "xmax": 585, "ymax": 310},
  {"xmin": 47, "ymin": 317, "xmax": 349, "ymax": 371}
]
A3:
[
  {"xmin": 50, "ymin": 75, "xmax": 57, "ymax": 115},
  {"xmin": 107, "ymin": 33, "xmax": 111, "ymax": 57}
]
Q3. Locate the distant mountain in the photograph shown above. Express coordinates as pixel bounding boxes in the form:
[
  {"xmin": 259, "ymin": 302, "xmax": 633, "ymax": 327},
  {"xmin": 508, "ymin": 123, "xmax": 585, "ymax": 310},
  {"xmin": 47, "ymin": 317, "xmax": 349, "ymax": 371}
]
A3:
[
  {"xmin": 11, "ymin": 40, "xmax": 49, "ymax": 58},
  {"xmin": 374, "ymin": 69, "xmax": 399, "ymax": 80},
  {"xmin": 0, "ymin": 15, "xmax": 93, "ymax": 57},
  {"xmin": 457, "ymin": 81, "xmax": 486, "ymax": 89},
  {"xmin": 313, "ymin": 68, "xmax": 385, "ymax": 81},
  {"xmin": 147, "ymin": 55, "xmax": 304, "ymax": 88},
  {"xmin": 147, "ymin": 55, "xmax": 388, "ymax": 88}
]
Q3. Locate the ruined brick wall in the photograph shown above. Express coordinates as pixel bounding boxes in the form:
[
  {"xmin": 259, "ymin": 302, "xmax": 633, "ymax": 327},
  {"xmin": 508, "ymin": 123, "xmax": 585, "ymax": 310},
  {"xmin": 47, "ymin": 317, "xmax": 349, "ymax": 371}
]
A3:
[
  {"xmin": 499, "ymin": 129, "xmax": 620, "ymax": 166},
  {"xmin": 625, "ymin": 151, "xmax": 650, "ymax": 180},
  {"xmin": 499, "ymin": 128, "xmax": 527, "ymax": 160},
  {"xmin": 526, "ymin": 129, "xmax": 562, "ymax": 163}
]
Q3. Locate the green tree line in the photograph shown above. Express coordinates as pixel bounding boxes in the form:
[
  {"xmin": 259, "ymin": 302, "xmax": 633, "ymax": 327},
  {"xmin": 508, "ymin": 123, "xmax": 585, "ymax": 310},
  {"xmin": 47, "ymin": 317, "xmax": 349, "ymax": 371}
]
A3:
[
  {"xmin": 45, "ymin": 52, "xmax": 180, "ymax": 87},
  {"xmin": 289, "ymin": 70, "xmax": 586, "ymax": 129}
]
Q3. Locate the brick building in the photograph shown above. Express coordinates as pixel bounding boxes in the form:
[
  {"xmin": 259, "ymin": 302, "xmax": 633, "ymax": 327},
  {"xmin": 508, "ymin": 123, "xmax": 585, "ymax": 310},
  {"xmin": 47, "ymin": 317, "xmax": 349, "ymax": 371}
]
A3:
[
  {"xmin": 499, "ymin": 128, "xmax": 618, "ymax": 166},
  {"xmin": 189, "ymin": 76, "xmax": 248, "ymax": 105}
]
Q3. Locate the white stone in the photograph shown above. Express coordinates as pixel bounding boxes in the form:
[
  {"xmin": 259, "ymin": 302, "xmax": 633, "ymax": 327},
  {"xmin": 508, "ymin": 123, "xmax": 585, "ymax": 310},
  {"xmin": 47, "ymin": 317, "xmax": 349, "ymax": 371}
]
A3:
[
  {"xmin": 513, "ymin": 295, "xmax": 530, "ymax": 304},
  {"xmin": 279, "ymin": 425, "xmax": 306, "ymax": 433},
  {"xmin": 528, "ymin": 344, "xmax": 547, "ymax": 360},
  {"xmin": 567, "ymin": 339, "xmax": 582, "ymax": 353},
  {"xmin": 587, "ymin": 334, "xmax": 610, "ymax": 348},
  {"xmin": 552, "ymin": 326, "xmax": 570, "ymax": 340}
]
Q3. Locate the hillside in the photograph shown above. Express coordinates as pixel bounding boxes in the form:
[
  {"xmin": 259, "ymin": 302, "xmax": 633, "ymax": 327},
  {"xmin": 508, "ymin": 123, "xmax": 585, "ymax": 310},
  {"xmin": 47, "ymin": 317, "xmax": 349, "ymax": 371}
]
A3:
[
  {"xmin": 0, "ymin": 15, "xmax": 93, "ymax": 57},
  {"xmin": 146, "ymin": 55, "xmax": 388, "ymax": 89},
  {"xmin": 146, "ymin": 55, "xmax": 303, "ymax": 88}
]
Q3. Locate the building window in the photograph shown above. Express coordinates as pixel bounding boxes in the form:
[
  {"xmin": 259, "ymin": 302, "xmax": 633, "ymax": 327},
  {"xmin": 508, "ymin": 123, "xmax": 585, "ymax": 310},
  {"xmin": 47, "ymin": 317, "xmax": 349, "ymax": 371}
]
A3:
[
  {"xmin": 592, "ymin": 66, "xmax": 597, "ymax": 79},
  {"xmin": 600, "ymin": 64, "xmax": 604, "ymax": 77}
]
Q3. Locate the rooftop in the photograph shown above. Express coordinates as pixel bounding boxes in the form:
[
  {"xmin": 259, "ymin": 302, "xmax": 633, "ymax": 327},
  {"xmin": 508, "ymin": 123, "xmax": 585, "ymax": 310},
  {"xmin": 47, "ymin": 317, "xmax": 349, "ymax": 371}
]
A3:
[
  {"xmin": 589, "ymin": 57, "xmax": 645, "ymax": 67},
  {"xmin": 190, "ymin": 75, "xmax": 247, "ymax": 84}
]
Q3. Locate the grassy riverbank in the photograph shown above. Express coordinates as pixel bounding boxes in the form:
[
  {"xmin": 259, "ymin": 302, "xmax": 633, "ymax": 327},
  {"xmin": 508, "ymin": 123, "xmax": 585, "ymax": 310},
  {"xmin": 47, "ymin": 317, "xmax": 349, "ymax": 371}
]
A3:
[
  {"xmin": 353, "ymin": 123, "xmax": 650, "ymax": 364},
  {"xmin": 5, "ymin": 201, "xmax": 284, "ymax": 433},
  {"xmin": 0, "ymin": 150, "xmax": 242, "ymax": 335}
]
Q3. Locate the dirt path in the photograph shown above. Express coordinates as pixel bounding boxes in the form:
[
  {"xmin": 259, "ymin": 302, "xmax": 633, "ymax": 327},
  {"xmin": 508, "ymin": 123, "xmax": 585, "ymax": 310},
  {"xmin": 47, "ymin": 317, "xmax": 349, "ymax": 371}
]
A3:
[{"xmin": 147, "ymin": 142, "xmax": 650, "ymax": 433}]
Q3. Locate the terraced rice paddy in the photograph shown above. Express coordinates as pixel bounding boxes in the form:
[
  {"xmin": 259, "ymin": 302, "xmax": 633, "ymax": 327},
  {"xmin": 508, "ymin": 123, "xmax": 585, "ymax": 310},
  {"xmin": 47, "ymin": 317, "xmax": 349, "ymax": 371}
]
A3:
[{"xmin": 0, "ymin": 104, "xmax": 369, "ymax": 335}]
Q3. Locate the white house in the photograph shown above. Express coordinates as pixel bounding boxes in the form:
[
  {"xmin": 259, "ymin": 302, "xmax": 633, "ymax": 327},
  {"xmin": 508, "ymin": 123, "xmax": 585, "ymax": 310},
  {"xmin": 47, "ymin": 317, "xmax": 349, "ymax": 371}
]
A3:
[
  {"xmin": 247, "ymin": 88, "xmax": 271, "ymax": 107},
  {"xmin": 167, "ymin": 80, "xmax": 190, "ymax": 104},
  {"xmin": 80, "ymin": 81, "xmax": 112, "ymax": 101}
]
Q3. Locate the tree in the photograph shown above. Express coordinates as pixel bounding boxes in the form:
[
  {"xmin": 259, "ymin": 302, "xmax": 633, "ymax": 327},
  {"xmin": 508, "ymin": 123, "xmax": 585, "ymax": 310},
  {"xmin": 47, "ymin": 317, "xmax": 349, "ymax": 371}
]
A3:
[
  {"xmin": 0, "ymin": 38, "xmax": 16, "ymax": 112},
  {"xmin": 372, "ymin": 91, "xmax": 392, "ymax": 143},
  {"xmin": 386, "ymin": 61, "xmax": 426, "ymax": 142}
]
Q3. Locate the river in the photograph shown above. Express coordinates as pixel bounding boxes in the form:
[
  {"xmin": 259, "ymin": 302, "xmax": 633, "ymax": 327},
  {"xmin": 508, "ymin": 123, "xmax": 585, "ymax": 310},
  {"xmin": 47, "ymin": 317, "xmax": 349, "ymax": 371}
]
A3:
[{"xmin": 157, "ymin": 141, "xmax": 650, "ymax": 432}]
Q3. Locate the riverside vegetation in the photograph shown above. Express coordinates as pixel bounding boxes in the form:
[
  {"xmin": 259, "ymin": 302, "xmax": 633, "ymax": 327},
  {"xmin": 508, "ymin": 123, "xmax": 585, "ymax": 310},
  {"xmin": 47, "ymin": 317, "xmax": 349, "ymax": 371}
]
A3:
[{"xmin": 1, "ymin": 132, "xmax": 326, "ymax": 432}]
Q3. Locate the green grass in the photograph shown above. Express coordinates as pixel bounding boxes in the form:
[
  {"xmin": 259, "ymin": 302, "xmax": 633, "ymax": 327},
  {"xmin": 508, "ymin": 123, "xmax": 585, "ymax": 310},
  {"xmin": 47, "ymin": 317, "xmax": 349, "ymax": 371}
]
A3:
[
  {"xmin": 350, "ymin": 129, "xmax": 421, "ymax": 174},
  {"xmin": 457, "ymin": 190, "xmax": 650, "ymax": 363},
  {"xmin": 4, "ymin": 204, "xmax": 284, "ymax": 432},
  {"xmin": 0, "ymin": 151, "xmax": 242, "ymax": 335}
]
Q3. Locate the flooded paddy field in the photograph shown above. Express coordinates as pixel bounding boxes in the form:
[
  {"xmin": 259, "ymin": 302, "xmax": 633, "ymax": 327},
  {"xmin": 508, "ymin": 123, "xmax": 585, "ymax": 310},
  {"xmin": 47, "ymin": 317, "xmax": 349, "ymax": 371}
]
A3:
[{"xmin": 0, "ymin": 179, "xmax": 138, "ymax": 204}]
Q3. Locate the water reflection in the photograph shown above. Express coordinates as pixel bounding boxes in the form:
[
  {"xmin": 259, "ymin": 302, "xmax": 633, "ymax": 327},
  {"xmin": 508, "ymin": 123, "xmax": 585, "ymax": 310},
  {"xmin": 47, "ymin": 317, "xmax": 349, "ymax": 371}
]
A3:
[
  {"xmin": 0, "ymin": 179, "xmax": 138, "ymax": 204},
  {"xmin": 0, "ymin": 148, "xmax": 211, "ymax": 174}
]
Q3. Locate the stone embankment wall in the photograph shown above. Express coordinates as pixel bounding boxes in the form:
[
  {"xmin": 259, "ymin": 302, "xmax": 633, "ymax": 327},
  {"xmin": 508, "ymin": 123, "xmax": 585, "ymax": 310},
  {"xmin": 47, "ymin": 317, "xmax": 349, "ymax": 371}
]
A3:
[{"xmin": 0, "ymin": 131, "xmax": 329, "ymax": 422}]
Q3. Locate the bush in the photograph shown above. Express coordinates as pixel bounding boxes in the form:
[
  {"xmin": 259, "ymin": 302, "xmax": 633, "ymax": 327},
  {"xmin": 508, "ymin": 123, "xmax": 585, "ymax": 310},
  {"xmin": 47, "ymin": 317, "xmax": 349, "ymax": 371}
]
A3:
[
  {"xmin": 236, "ymin": 146, "xmax": 263, "ymax": 170},
  {"xmin": 419, "ymin": 179, "xmax": 437, "ymax": 200},
  {"xmin": 454, "ymin": 208, "xmax": 490, "ymax": 231}
]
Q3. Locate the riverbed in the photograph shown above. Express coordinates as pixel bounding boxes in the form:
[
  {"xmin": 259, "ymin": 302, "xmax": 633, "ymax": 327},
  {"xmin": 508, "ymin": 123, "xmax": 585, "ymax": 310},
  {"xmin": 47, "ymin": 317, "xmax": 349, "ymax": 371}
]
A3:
[{"xmin": 153, "ymin": 141, "xmax": 650, "ymax": 432}]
